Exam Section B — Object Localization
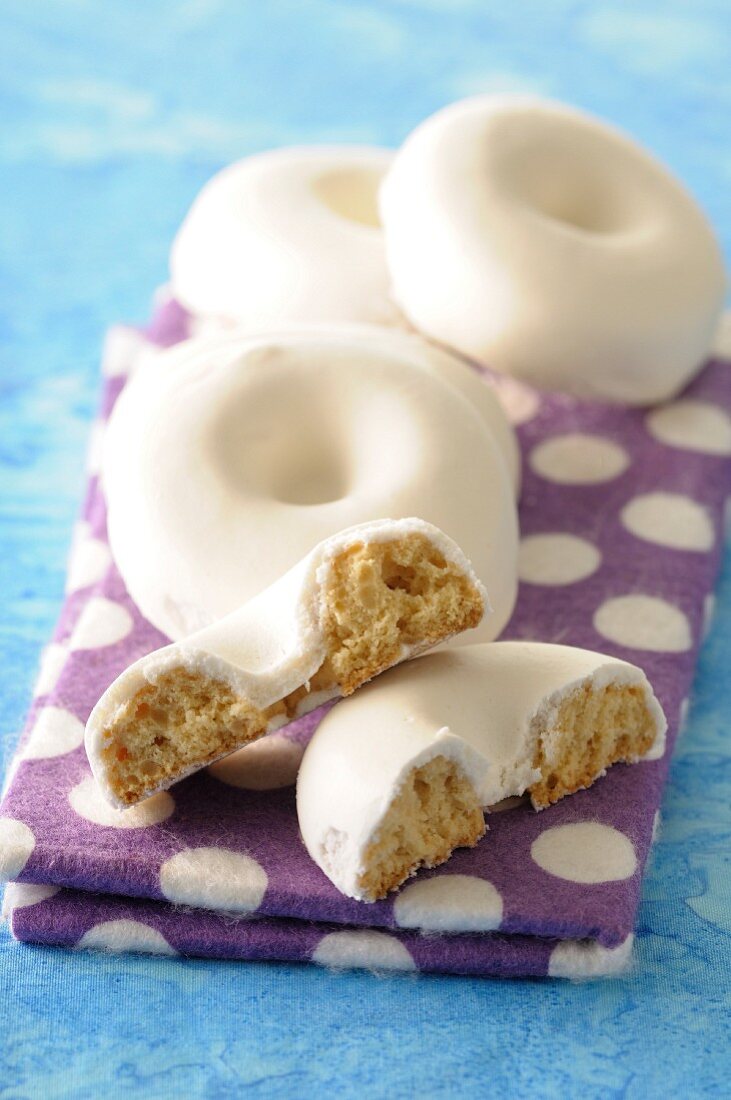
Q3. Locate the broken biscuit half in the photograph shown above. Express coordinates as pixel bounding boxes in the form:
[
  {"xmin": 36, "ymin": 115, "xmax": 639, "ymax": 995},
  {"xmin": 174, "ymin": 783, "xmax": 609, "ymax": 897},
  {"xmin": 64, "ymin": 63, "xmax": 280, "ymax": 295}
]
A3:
[
  {"xmin": 296, "ymin": 641, "xmax": 666, "ymax": 901},
  {"xmin": 85, "ymin": 518, "xmax": 487, "ymax": 807}
]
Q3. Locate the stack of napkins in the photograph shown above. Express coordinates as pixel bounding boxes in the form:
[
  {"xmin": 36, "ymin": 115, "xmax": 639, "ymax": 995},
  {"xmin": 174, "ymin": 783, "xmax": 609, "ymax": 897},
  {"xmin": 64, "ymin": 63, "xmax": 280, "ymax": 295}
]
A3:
[{"xmin": 2, "ymin": 298, "xmax": 730, "ymax": 979}]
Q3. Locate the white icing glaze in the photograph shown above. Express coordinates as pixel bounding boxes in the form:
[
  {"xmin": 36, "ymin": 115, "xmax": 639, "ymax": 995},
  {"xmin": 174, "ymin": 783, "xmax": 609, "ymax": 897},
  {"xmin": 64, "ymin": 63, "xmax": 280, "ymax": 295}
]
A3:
[
  {"xmin": 86, "ymin": 518, "xmax": 487, "ymax": 808},
  {"xmin": 380, "ymin": 95, "xmax": 726, "ymax": 404},
  {"xmin": 296, "ymin": 641, "xmax": 666, "ymax": 900},
  {"xmin": 170, "ymin": 146, "xmax": 401, "ymax": 333},
  {"xmin": 103, "ymin": 326, "xmax": 518, "ymax": 642}
]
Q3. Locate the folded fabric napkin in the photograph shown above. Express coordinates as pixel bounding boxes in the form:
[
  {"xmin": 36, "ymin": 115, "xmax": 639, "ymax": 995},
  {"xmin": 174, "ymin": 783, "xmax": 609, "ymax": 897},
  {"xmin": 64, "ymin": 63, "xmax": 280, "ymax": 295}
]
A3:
[{"xmin": 2, "ymin": 297, "xmax": 730, "ymax": 979}]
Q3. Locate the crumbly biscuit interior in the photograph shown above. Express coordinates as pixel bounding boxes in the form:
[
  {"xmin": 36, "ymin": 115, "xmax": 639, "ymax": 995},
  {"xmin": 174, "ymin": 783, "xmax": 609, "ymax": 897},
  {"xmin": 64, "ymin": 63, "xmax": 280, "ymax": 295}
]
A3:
[
  {"xmin": 320, "ymin": 535, "xmax": 483, "ymax": 694},
  {"xmin": 357, "ymin": 755, "xmax": 486, "ymax": 902},
  {"xmin": 529, "ymin": 681, "xmax": 658, "ymax": 809},
  {"xmin": 99, "ymin": 664, "xmax": 333, "ymax": 806},
  {"xmin": 99, "ymin": 534, "xmax": 483, "ymax": 805}
]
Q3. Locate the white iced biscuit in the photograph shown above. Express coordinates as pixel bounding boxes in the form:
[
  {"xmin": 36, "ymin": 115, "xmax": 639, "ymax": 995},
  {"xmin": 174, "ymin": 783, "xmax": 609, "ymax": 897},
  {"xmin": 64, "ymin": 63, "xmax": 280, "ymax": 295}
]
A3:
[
  {"xmin": 103, "ymin": 325, "xmax": 519, "ymax": 643},
  {"xmin": 86, "ymin": 519, "xmax": 487, "ymax": 807},
  {"xmin": 380, "ymin": 95, "xmax": 725, "ymax": 404},
  {"xmin": 297, "ymin": 641, "xmax": 666, "ymax": 901},
  {"xmin": 170, "ymin": 146, "xmax": 400, "ymax": 334}
]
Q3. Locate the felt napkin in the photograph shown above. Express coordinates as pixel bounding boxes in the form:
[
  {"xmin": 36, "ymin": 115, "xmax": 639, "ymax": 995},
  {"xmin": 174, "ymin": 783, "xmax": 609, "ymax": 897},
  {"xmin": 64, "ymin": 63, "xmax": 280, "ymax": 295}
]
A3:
[{"xmin": 2, "ymin": 297, "xmax": 730, "ymax": 979}]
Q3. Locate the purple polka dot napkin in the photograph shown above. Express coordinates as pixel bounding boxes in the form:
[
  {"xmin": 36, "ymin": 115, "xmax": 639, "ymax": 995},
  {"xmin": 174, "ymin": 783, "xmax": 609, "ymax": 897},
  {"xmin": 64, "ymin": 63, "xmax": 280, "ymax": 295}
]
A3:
[{"xmin": 2, "ymin": 297, "xmax": 730, "ymax": 979}]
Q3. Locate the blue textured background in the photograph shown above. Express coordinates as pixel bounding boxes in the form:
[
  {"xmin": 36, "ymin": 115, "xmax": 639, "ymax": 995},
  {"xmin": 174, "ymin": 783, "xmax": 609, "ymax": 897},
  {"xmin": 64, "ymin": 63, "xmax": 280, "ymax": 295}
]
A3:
[{"xmin": 2, "ymin": 2, "xmax": 730, "ymax": 1096}]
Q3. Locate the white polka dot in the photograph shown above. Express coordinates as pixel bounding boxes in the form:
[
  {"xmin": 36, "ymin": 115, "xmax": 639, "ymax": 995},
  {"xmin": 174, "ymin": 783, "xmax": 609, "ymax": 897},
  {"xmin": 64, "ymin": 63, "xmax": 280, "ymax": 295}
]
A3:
[
  {"xmin": 86, "ymin": 420, "xmax": 106, "ymax": 476},
  {"xmin": 68, "ymin": 776, "xmax": 175, "ymax": 828},
  {"xmin": 652, "ymin": 812, "xmax": 662, "ymax": 844},
  {"xmin": 712, "ymin": 309, "xmax": 731, "ymax": 358},
  {"xmin": 208, "ymin": 734, "xmax": 305, "ymax": 790},
  {"xmin": 69, "ymin": 597, "xmax": 134, "ymax": 651},
  {"xmin": 702, "ymin": 594, "xmax": 716, "ymax": 640},
  {"xmin": 187, "ymin": 313, "xmax": 233, "ymax": 340},
  {"xmin": 23, "ymin": 706, "xmax": 84, "ymax": 760},
  {"xmin": 593, "ymin": 594, "xmax": 692, "ymax": 652},
  {"xmin": 312, "ymin": 931, "xmax": 416, "ymax": 972},
  {"xmin": 0, "ymin": 755, "xmax": 21, "ymax": 799},
  {"xmin": 548, "ymin": 934, "xmax": 634, "ymax": 979},
  {"xmin": 73, "ymin": 518, "xmax": 91, "ymax": 542},
  {"xmin": 646, "ymin": 401, "xmax": 731, "ymax": 456},
  {"xmin": 66, "ymin": 538, "xmax": 112, "ymax": 593},
  {"xmin": 519, "ymin": 533, "xmax": 601, "ymax": 586},
  {"xmin": 159, "ymin": 847, "xmax": 268, "ymax": 913},
  {"xmin": 620, "ymin": 492, "xmax": 715, "ymax": 552},
  {"xmin": 490, "ymin": 375, "xmax": 541, "ymax": 425},
  {"xmin": 531, "ymin": 822, "xmax": 637, "ymax": 884},
  {"xmin": 0, "ymin": 818, "xmax": 36, "ymax": 879},
  {"xmin": 102, "ymin": 324, "xmax": 150, "ymax": 379},
  {"xmin": 2, "ymin": 883, "xmax": 59, "ymax": 915},
  {"xmin": 530, "ymin": 433, "xmax": 630, "ymax": 485},
  {"xmin": 593, "ymin": 594, "xmax": 690, "ymax": 651},
  {"xmin": 394, "ymin": 874, "xmax": 503, "ymax": 933},
  {"xmin": 77, "ymin": 919, "xmax": 176, "ymax": 955},
  {"xmin": 34, "ymin": 643, "xmax": 68, "ymax": 697}
]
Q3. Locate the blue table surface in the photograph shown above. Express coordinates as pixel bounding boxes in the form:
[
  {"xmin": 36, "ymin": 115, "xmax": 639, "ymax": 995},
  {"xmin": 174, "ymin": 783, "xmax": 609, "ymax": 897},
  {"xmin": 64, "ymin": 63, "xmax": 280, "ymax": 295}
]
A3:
[{"xmin": 2, "ymin": 2, "xmax": 730, "ymax": 1096}]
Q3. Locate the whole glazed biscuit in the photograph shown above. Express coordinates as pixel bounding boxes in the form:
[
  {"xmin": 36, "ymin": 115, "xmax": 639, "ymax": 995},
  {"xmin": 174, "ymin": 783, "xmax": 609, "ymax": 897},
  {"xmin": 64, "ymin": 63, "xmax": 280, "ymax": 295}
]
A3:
[
  {"xmin": 171, "ymin": 145, "xmax": 399, "ymax": 334},
  {"xmin": 380, "ymin": 95, "xmax": 726, "ymax": 404},
  {"xmin": 103, "ymin": 325, "xmax": 519, "ymax": 642}
]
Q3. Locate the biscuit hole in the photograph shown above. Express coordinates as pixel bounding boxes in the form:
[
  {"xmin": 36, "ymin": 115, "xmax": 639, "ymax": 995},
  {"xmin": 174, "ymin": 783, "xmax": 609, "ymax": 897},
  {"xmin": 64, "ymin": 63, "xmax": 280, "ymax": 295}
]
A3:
[{"xmin": 311, "ymin": 165, "xmax": 383, "ymax": 228}]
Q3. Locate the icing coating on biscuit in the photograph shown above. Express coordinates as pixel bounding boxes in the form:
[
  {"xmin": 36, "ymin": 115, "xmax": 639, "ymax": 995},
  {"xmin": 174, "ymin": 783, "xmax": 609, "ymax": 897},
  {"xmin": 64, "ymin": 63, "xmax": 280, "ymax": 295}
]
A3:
[
  {"xmin": 103, "ymin": 326, "xmax": 519, "ymax": 642},
  {"xmin": 86, "ymin": 518, "xmax": 486, "ymax": 807},
  {"xmin": 380, "ymin": 95, "xmax": 725, "ymax": 404},
  {"xmin": 297, "ymin": 641, "xmax": 666, "ymax": 900},
  {"xmin": 171, "ymin": 146, "xmax": 400, "ymax": 333}
]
